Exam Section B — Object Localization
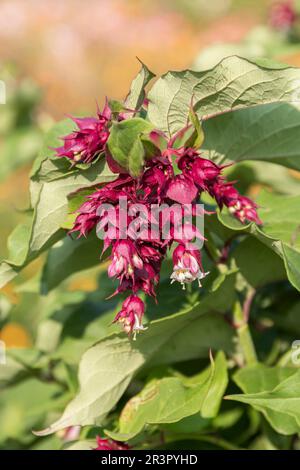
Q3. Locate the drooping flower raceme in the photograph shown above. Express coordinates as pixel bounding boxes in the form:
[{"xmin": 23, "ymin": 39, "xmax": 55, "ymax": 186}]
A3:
[{"xmin": 58, "ymin": 103, "xmax": 262, "ymax": 338}]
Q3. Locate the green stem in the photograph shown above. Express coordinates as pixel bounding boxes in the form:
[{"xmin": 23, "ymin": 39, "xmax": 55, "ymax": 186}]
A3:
[{"xmin": 233, "ymin": 299, "xmax": 257, "ymax": 366}]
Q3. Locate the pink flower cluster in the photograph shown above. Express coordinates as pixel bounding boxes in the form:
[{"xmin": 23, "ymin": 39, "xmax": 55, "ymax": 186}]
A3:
[{"xmin": 57, "ymin": 105, "xmax": 262, "ymax": 338}]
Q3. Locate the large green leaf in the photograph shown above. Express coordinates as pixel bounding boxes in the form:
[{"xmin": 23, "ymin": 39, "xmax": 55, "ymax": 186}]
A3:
[
  {"xmin": 0, "ymin": 222, "xmax": 33, "ymax": 287},
  {"xmin": 30, "ymin": 119, "xmax": 74, "ymax": 181},
  {"xmin": 0, "ymin": 128, "xmax": 42, "ymax": 181},
  {"xmin": 0, "ymin": 378, "xmax": 65, "ymax": 443},
  {"xmin": 0, "ymin": 159, "xmax": 114, "ymax": 289},
  {"xmin": 107, "ymin": 118, "xmax": 154, "ymax": 177},
  {"xmin": 65, "ymin": 440, "xmax": 95, "ymax": 450},
  {"xmin": 269, "ymin": 299, "xmax": 300, "ymax": 336},
  {"xmin": 45, "ymin": 269, "xmax": 234, "ymax": 365},
  {"xmin": 148, "ymin": 56, "xmax": 300, "ymax": 136},
  {"xmin": 30, "ymin": 158, "xmax": 114, "ymax": 254},
  {"xmin": 227, "ymin": 365, "xmax": 300, "ymax": 435},
  {"xmin": 35, "ymin": 277, "xmax": 235, "ymax": 435},
  {"xmin": 107, "ymin": 352, "xmax": 227, "ymax": 441},
  {"xmin": 41, "ymin": 231, "xmax": 103, "ymax": 293},
  {"xmin": 0, "ymin": 356, "xmax": 25, "ymax": 387}
]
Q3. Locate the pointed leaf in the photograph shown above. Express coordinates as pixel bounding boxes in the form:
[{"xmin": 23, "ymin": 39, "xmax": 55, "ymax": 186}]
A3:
[{"xmin": 227, "ymin": 365, "xmax": 300, "ymax": 435}]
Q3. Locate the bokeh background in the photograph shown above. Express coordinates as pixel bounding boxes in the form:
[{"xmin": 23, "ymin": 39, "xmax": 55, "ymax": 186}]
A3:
[{"xmin": 2, "ymin": 1, "xmax": 300, "ymax": 447}]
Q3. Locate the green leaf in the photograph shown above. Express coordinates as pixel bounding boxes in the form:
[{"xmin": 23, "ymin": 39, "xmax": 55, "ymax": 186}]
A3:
[
  {"xmin": 33, "ymin": 157, "xmax": 79, "ymax": 183},
  {"xmin": 0, "ymin": 348, "xmax": 48, "ymax": 387},
  {"xmin": 124, "ymin": 62, "xmax": 155, "ymax": 113},
  {"xmin": 31, "ymin": 159, "xmax": 114, "ymax": 250},
  {"xmin": 61, "ymin": 187, "xmax": 97, "ymax": 231},
  {"xmin": 202, "ymin": 102, "xmax": 300, "ymax": 170},
  {"xmin": 41, "ymin": 231, "xmax": 103, "ymax": 293},
  {"xmin": 7, "ymin": 222, "xmax": 33, "ymax": 265},
  {"xmin": 148, "ymin": 56, "xmax": 300, "ymax": 136},
  {"xmin": 35, "ymin": 282, "xmax": 234, "ymax": 435},
  {"xmin": 107, "ymin": 352, "xmax": 227, "ymax": 441},
  {"xmin": 163, "ymin": 414, "xmax": 211, "ymax": 435},
  {"xmin": 0, "ymin": 128, "xmax": 42, "ymax": 181},
  {"xmin": 233, "ymin": 364, "xmax": 297, "ymax": 393},
  {"xmin": 218, "ymin": 191, "xmax": 300, "ymax": 292},
  {"xmin": 65, "ymin": 440, "xmax": 94, "ymax": 450},
  {"xmin": 107, "ymin": 118, "xmax": 154, "ymax": 176},
  {"xmin": 227, "ymin": 365, "xmax": 300, "ymax": 435},
  {"xmin": 232, "ymin": 237, "xmax": 286, "ymax": 288},
  {"xmin": 0, "ymin": 355, "xmax": 27, "ymax": 386},
  {"xmin": 269, "ymin": 299, "xmax": 300, "ymax": 337},
  {"xmin": 0, "ymin": 222, "xmax": 33, "ymax": 287},
  {"xmin": 30, "ymin": 119, "xmax": 75, "ymax": 182},
  {"xmin": 0, "ymin": 378, "xmax": 65, "ymax": 442},
  {"xmin": 0, "ymin": 159, "xmax": 114, "ymax": 289}
]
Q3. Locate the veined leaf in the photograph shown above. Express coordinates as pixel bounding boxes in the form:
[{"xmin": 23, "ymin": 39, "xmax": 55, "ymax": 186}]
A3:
[{"xmin": 107, "ymin": 118, "xmax": 154, "ymax": 177}]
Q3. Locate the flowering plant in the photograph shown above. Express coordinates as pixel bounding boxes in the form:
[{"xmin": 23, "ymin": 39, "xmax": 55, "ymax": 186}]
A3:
[{"xmin": 2, "ymin": 56, "xmax": 300, "ymax": 450}]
